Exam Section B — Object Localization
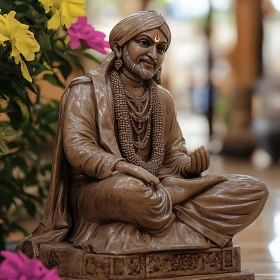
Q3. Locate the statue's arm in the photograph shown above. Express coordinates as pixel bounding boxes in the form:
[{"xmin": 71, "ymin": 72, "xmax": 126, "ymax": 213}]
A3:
[
  {"xmin": 62, "ymin": 83, "xmax": 123, "ymax": 180},
  {"xmin": 161, "ymin": 87, "xmax": 209, "ymax": 177}
]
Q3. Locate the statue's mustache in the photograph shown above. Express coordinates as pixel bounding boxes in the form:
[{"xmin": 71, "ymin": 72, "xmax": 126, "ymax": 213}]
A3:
[{"xmin": 137, "ymin": 55, "xmax": 158, "ymax": 66}]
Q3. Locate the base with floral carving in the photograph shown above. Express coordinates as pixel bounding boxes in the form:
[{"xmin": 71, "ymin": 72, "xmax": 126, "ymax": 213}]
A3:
[{"xmin": 20, "ymin": 242, "xmax": 255, "ymax": 279}]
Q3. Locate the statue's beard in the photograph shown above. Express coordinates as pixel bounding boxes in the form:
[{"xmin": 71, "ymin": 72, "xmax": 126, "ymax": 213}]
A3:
[{"xmin": 122, "ymin": 45, "xmax": 159, "ymax": 81}]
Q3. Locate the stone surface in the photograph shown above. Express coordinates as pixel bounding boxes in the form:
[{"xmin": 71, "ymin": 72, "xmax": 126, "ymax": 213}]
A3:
[{"xmin": 38, "ymin": 243, "xmax": 243, "ymax": 280}]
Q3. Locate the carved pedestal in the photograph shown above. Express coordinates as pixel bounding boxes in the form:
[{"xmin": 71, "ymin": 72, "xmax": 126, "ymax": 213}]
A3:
[{"xmin": 34, "ymin": 243, "xmax": 255, "ymax": 279}]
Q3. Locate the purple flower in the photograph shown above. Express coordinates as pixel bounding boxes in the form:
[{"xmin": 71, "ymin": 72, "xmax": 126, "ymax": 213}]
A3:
[
  {"xmin": 0, "ymin": 250, "xmax": 61, "ymax": 280},
  {"xmin": 68, "ymin": 16, "xmax": 110, "ymax": 54}
]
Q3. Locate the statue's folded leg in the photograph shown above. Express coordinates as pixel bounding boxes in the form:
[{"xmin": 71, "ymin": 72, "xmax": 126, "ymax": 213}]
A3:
[
  {"xmin": 73, "ymin": 173, "xmax": 174, "ymax": 235},
  {"xmin": 174, "ymin": 174, "xmax": 269, "ymax": 247},
  {"xmin": 69, "ymin": 174, "xmax": 213, "ymax": 254}
]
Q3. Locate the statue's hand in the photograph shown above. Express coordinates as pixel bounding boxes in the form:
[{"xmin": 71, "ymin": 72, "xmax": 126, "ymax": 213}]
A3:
[
  {"xmin": 186, "ymin": 146, "xmax": 210, "ymax": 175},
  {"xmin": 115, "ymin": 161, "xmax": 160, "ymax": 189}
]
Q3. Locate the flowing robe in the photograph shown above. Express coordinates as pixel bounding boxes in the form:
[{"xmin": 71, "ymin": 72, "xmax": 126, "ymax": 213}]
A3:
[{"xmin": 17, "ymin": 54, "xmax": 268, "ymax": 255}]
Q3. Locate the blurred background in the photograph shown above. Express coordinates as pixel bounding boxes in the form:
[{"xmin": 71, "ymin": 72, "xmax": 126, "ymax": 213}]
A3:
[
  {"xmin": 41, "ymin": 0, "xmax": 280, "ymax": 162},
  {"xmin": 1, "ymin": 0, "xmax": 280, "ymax": 279}
]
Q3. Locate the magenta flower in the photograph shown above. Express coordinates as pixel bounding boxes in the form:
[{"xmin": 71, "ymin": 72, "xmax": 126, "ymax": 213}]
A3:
[
  {"xmin": 68, "ymin": 16, "xmax": 110, "ymax": 54},
  {"xmin": 0, "ymin": 251, "xmax": 61, "ymax": 280}
]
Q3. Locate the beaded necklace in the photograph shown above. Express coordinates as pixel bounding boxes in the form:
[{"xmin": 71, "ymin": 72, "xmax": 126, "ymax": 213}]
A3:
[
  {"xmin": 125, "ymin": 88, "xmax": 151, "ymax": 151},
  {"xmin": 109, "ymin": 70, "xmax": 165, "ymax": 176}
]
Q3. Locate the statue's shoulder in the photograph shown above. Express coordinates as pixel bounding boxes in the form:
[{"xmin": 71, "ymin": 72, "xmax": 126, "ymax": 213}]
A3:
[
  {"xmin": 155, "ymin": 83, "xmax": 175, "ymax": 105},
  {"xmin": 68, "ymin": 75, "xmax": 92, "ymax": 88},
  {"xmin": 62, "ymin": 76, "xmax": 94, "ymax": 103}
]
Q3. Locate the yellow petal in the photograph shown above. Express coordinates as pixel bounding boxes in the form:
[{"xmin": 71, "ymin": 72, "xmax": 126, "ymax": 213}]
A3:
[
  {"xmin": 68, "ymin": 3, "xmax": 86, "ymax": 17},
  {"xmin": 0, "ymin": 11, "xmax": 39, "ymax": 64},
  {"xmin": 19, "ymin": 57, "xmax": 32, "ymax": 82},
  {"xmin": 0, "ymin": 18, "xmax": 9, "ymax": 38},
  {"xmin": 7, "ymin": 11, "xmax": 20, "ymax": 33},
  {"xmin": 47, "ymin": 10, "xmax": 61, "ymax": 29},
  {"xmin": 0, "ymin": 34, "xmax": 9, "ymax": 42},
  {"xmin": 69, "ymin": 0, "xmax": 86, "ymax": 4},
  {"xmin": 60, "ymin": 14, "xmax": 72, "ymax": 28},
  {"xmin": 59, "ymin": 1, "xmax": 85, "ymax": 28},
  {"xmin": 60, "ymin": 1, "xmax": 69, "ymax": 17},
  {"xmin": 19, "ymin": 23, "xmax": 29, "ymax": 30},
  {"xmin": 53, "ymin": 0, "xmax": 61, "ymax": 9},
  {"xmin": 11, "ymin": 44, "xmax": 20, "ymax": 58},
  {"xmin": 38, "ymin": 0, "xmax": 52, "ymax": 12},
  {"xmin": 16, "ymin": 30, "xmax": 40, "ymax": 61},
  {"xmin": 14, "ymin": 55, "xmax": 20, "ymax": 64},
  {"xmin": 7, "ymin": 11, "xmax": 16, "ymax": 21},
  {"xmin": 0, "ymin": 14, "xmax": 8, "ymax": 26}
]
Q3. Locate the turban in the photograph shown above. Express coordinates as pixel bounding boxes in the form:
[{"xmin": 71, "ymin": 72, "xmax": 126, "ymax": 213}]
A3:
[{"xmin": 109, "ymin": 10, "xmax": 171, "ymax": 50}]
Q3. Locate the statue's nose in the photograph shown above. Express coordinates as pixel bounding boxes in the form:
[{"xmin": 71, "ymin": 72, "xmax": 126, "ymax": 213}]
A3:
[{"xmin": 147, "ymin": 46, "xmax": 157, "ymax": 60}]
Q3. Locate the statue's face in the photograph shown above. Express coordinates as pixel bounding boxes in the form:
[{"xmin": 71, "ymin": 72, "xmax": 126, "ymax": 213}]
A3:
[{"xmin": 122, "ymin": 28, "xmax": 168, "ymax": 80}]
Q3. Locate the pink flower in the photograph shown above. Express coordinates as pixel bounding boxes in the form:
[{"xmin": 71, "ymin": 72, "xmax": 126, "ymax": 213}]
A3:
[
  {"xmin": 0, "ymin": 251, "xmax": 61, "ymax": 280},
  {"xmin": 68, "ymin": 16, "xmax": 110, "ymax": 54}
]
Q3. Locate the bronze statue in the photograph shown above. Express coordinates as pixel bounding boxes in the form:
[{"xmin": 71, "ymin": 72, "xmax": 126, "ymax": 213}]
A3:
[{"xmin": 18, "ymin": 11, "xmax": 268, "ymax": 258}]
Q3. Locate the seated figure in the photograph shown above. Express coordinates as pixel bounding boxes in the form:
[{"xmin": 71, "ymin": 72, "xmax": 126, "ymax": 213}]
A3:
[{"xmin": 18, "ymin": 11, "xmax": 268, "ymax": 255}]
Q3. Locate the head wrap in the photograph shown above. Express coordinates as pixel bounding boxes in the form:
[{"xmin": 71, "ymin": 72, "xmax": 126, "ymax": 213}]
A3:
[{"xmin": 109, "ymin": 10, "xmax": 171, "ymax": 50}]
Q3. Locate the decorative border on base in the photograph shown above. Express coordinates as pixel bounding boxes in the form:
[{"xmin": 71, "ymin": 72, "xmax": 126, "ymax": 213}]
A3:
[{"xmin": 37, "ymin": 243, "xmax": 243, "ymax": 279}]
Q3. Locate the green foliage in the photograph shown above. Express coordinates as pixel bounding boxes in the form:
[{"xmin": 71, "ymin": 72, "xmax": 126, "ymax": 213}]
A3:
[{"xmin": 0, "ymin": 0, "xmax": 100, "ymax": 249}]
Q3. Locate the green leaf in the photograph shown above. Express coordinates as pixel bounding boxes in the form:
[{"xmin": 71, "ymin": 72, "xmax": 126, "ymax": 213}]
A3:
[
  {"xmin": 66, "ymin": 53, "xmax": 84, "ymax": 73},
  {"xmin": 57, "ymin": 61, "xmax": 72, "ymax": 80},
  {"xmin": 0, "ymin": 43, "xmax": 12, "ymax": 61},
  {"xmin": 0, "ymin": 184, "xmax": 14, "ymax": 207},
  {"xmin": 0, "ymin": 108, "xmax": 15, "ymax": 114},
  {"xmin": 25, "ymin": 166, "xmax": 38, "ymax": 186},
  {"xmin": 0, "ymin": 0, "xmax": 15, "ymax": 12},
  {"xmin": 34, "ymin": 129, "xmax": 47, "ymax": 141},
  {"xmin": 24, "ymin": 192, "xmax": 41, "ymax": 202},
  {"xmin": 0, "ymin": 141, "xmax": 9, "ymax": 154},
  {"xmin": 12, "ymin": 157, "xmax": 28, "ymax": 173},
  {"xmin": 23, "ymin": 199, "xmax": 36, "ymax": 217},
  {"xmin": 0, "ymin": 61, "xmax": 19, "ymax": 76},
  {"xmin": 32, "ymin": 64, "xmax": 49, "ymax": 77},
  {"xmin": 0, "ymin": 93, "xmax": 7, "ymax": 100},
  {"xmin": 83, "ymin": 52, "xmax": 101, "ymax": 64},
  {"xmin": 7, "ymin": 101, "xmax": 23, "ymax": 131},
  {"xmin": 26, "ymin": 4, "xmax": 39, "ymax": 20},
  {"xmin": 9, "ymin": 77, "xmax": 32, "ymax": 119},
  {"xmin": 1, "ymin": 159, "xmax": 13, "ymax": 178},
  {"xmin": 43, "ymin": 73, "xmax": 65, "ymax": 89},
  {"xmin": 0, "ymin": 123, "xmax": 19, "ymax": 137},
  {"xmin": 38, "ymin": 31, "xmax": 51, "ymax": 51},
  {"xmin": 26, "ymin": 83, "xmax": 38, "ymax": 95},
  {"xmin": 9, "ymin": 204, "xmax": 24, "ymax": 223},
  {"xmin": 46, "ymin": 110, "xmax": 59, "ymax": 123},
  {"xmin": 37, "ymin": 14, "xmax": 49, "ymax": 24},
  {"xmin": 41, "ymin": 124, "xmax": 56, "ymax": 137},
  {"xmin": 10, "ymin": 77, "xmax": 28, "ymax": 103},
  {"xmin": 15, "ymin": 3, "xmax": 30, "ymax": 14},
  {"xmin": 0, "ymin": 78, "xmax": 20, "ymax": 98}
]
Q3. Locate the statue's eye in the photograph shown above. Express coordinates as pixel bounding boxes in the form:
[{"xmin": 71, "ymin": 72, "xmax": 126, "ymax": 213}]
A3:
[
  {"xmin": 157, "ymin": 45, "xmax": 166, "ymax": 54},
  {"xmin": 138, "ymin": 39, "xmax": 151, "ymax": 47}
]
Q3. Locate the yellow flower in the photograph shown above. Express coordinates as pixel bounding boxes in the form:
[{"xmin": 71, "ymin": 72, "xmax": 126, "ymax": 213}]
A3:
[
  {"xmin": 39, "ymin": 0, "xmax": 86, "ymax": 29},
  {"xmin": 0, "ymin": 11, "xmax": 40, "ymax": 82},
  {"xmin": 38, "ymin": 0, "xmax": 54, "ymax": 13}
]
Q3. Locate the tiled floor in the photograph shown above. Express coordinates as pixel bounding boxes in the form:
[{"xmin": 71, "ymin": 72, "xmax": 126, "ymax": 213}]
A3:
[{"xmin": 7, "ymin": 113, "xmax": 280, "ymax": 279}]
